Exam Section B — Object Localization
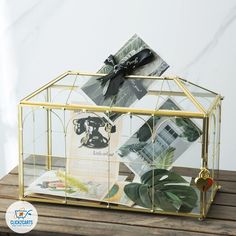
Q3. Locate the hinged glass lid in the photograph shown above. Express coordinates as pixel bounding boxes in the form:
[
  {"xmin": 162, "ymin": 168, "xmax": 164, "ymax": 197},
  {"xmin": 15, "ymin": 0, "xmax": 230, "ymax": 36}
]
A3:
[{"xmin": 21, "ymin": 71, "xmax": 221, "ymax": 118}]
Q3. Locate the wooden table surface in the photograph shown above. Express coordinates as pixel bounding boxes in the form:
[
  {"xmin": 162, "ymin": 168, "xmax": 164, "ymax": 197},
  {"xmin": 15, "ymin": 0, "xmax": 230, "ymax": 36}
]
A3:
[{"xmin": 0, "ymin": 165, "xmax": 236, "ymax": 236}]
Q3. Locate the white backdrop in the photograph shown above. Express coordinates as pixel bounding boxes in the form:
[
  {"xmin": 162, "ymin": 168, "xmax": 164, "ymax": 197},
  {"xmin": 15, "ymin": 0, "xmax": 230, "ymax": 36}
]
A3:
[{"xmin": 0, "ymin": 0, "xmax": 236, "ymax": 178}]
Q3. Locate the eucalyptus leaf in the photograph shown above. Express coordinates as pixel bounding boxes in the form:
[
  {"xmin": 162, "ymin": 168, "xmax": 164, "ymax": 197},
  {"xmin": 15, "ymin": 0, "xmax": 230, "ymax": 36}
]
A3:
[{"xmin": 124, "ymin": 169, "xmax": 197, "ymax": 213}]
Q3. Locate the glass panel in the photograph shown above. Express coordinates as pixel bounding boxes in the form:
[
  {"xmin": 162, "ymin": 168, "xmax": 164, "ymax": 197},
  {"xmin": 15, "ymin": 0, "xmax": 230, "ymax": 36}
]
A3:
[
  {"xmin": 179, "ymin": 79, "xmax": 218, "ymax": 112},
  {"xmin": 114, "ymin": 113, "xmax": 154, "ymax": 211},
  {"xmin": 152, "ymin": 116, "xmax": 202, "ymax": 214},
  {"xmin": 22, "ymin": 106, "xmax": 66, "ymax": 203},
  {"xmin": 150, "ymin": 78, "xmax": 199, "ymax": 112},
  {"xmin": 51, "ymin": 74, "xmax": 93, "ymax": 105},
  {"xmin": 64, "ymin": 110, "xmax": 113, "ymax": 205},
  {"xmin": 53, "ymin": 73, "xmax": 88, "ymax": 87},
  {"xmin": 50, "ymin": 109, "xmax": 65, "ymax": 158},
  {"xmin": 22, "ymin": 107, "xmax": 47, "ymax": 156},
  {"xmin": 206, "ymin": 103, "xmax": 221, "ymax": 211},
  {"xmin": 26, "ymin": 89, "xmax": 47, "ymax": 103},
  {"xmin": 107, "ymin": 77, "xmax": 201, "ymax": 113},
  {"xmin": 115, "ymin": 114, "xmax": 202, "ymax": 214},
  {"xmin": 214, "ymin": 105, "xmax": 221, "ymax": 183},
  {"xmin": 83, "ymin": 76, "xmax": 159, "ymax": 109}
]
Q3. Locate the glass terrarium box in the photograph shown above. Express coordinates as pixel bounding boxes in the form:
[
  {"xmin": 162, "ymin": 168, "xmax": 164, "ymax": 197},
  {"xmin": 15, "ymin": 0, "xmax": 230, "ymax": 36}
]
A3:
[{"xmin": 18, "ymin": 71, "xmax": 222, "ymax": 219}]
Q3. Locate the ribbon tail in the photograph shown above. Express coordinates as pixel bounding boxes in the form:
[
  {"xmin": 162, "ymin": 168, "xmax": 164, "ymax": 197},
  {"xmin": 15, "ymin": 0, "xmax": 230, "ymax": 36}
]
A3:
[
  {"xmin": 103, "ymin": 74, "xmax": 124, "ymax": 98},
  {"xmin": 97, "ymin": 72, "xmax": 114, "ymax": 85}
]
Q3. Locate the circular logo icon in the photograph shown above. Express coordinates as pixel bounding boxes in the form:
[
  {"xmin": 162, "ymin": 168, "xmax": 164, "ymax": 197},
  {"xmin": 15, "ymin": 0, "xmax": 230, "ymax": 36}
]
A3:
[{"xmin": 5, "ymin": 201, "xmax": 38, "ymax": 234}]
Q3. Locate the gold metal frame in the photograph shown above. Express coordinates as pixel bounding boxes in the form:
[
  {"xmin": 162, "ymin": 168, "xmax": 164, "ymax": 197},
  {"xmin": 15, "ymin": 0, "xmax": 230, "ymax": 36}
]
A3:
[{"xmin": 18, "ymin": 71, "xmax": 223, "ymax": 219}]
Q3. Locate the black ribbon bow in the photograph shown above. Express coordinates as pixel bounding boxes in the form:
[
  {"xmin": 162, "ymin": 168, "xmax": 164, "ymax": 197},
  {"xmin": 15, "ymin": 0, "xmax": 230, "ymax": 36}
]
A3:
[{"xmin": 97, "ymin": 48, "xmax": 154, "ymax": 98}]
